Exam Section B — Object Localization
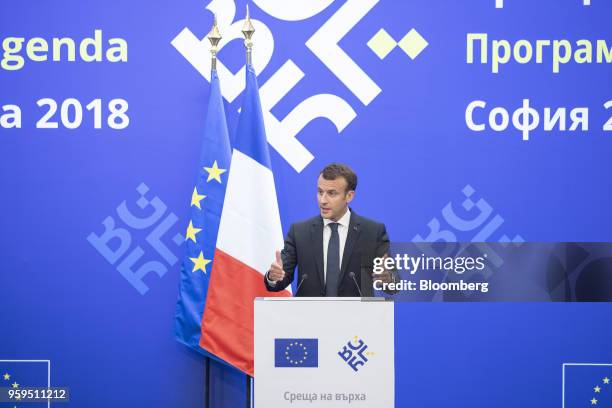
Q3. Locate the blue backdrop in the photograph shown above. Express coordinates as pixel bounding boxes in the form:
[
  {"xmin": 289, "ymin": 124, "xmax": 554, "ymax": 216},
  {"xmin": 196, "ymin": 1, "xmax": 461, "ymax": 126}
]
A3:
[{"xmin": 1, "ymin": 0, "xmax": 611, "ymax": 406}]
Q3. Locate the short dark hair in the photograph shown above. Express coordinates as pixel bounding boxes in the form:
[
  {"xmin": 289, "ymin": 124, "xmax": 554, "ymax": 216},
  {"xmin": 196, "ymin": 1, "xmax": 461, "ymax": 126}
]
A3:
[{"xmin": 320, "ymin": 163, "xmax": 357, "ymax": 192}]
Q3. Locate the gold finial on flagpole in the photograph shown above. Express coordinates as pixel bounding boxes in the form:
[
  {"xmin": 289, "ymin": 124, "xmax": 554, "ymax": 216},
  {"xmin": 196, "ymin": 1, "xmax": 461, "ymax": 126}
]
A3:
[
  {"xmin": 242, "ymin": 4, "xmax": 255, "ymax": 65},
  {"xmin": 207, "ymin": 14, "xmax": 222, "ymax": 70}
]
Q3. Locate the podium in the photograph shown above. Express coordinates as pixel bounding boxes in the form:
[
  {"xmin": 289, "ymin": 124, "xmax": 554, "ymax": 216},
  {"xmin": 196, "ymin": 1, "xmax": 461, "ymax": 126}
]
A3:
[{"xmin": 254, "ymin": 298, "xmax": 394, "ymax": 407}]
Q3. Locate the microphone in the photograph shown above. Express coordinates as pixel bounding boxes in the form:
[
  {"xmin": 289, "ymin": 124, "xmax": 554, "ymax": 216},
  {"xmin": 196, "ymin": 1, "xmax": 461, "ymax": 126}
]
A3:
[
  {"xmin": 348, "ymin": 272, "xmax": 363, "ymax": 297},
  {"xmin": 295, "ymin": 273, "xmax": 308, "ymax": 296}
]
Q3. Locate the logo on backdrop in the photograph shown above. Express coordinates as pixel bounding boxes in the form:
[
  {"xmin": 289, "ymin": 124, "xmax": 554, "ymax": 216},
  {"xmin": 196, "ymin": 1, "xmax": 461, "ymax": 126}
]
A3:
[
  {"xmin": 87, "ymin": 182, "xmax": 183, "ymax": 295},
  {"xmin": 172, "ymin": 0, "xmax": 428, "ymax": 172},
  {"xmin": 407, "ymin": 184, "xmax": 524, "ymax": 301},
  {"xmin": 337, "ymin": 336, "xmax": 374, "ymax": 372},
  {"xmin": 275, "ymin": 338, "xmax": 319, "ymax": 368},
  {"xmin": 413, "ymin": 184, "xmax": 524, "ymax": 268}
]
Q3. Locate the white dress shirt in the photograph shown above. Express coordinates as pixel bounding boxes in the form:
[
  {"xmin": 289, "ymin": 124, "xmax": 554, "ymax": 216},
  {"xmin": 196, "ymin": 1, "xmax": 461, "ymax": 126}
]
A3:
[{"xmin": 266, "ymin": 208, "xmax": 352, "ymax": 286}]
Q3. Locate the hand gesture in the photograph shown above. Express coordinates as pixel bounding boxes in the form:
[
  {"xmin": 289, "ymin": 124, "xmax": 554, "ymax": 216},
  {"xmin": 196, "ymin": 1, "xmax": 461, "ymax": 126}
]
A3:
[{"xmin": 268, "ymin": 250, "xmax": 286, "ymax": 282}]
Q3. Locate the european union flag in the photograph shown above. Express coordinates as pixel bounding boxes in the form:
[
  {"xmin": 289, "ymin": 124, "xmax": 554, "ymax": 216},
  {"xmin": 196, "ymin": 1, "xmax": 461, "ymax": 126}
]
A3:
[
  {"xmin": 275, "ymin": 339, "xmax": 318, "ymax": 368},
  {"xmin": 564, "ymin": 364, "xmax": 612, "ymax": 407},
  {"xmin": 173, "ymin": 67, "xmax": 231, "ymax": 355},
  {"xmin": 0, "ymin": 360, "xmax": 49, "ymax": 407}
]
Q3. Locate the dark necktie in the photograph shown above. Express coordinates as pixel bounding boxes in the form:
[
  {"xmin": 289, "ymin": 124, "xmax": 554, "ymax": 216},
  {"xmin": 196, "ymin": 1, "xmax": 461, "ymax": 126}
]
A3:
[{"xmin": 325, "ymin": 223, "xmax": 340, "ymax": 297}]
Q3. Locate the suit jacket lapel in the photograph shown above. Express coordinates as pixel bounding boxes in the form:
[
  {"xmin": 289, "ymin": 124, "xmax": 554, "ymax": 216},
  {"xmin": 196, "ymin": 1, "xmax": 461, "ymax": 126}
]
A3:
[
  {"xmin": 310, "ymin": 217, "xmax": 325, "ymax": 289},
  {"xmin": 339, "ymin": 211, "xmax": 361, "ymax": 284}
]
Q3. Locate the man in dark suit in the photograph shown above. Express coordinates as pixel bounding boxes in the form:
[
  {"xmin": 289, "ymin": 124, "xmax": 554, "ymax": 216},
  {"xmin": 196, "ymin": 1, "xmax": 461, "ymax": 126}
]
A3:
[{"xmin": 264, "ymin": 163, "xmax": 395, "ymax": 297}]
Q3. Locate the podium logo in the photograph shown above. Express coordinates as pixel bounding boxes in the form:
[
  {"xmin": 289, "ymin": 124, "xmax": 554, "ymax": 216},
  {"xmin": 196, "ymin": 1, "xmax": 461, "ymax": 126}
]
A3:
[
  {"xmin": 338, "ymin": 336, "xmax": 374, "ymax": 372},
  {"xmin": 274, "ymin": 339, "xmax": 318, "ymax": 368}
]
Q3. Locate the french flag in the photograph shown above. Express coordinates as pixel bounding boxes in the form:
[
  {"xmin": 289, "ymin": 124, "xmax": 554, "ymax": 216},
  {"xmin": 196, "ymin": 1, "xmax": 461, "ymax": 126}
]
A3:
[{"xmin": 200, "ymin": 64, "xmax": 291, "ymax": 375}]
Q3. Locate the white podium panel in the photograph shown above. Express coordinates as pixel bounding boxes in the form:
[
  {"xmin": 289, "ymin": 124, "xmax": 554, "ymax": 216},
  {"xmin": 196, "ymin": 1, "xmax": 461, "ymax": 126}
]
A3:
[{"xmin": 254, "ymin": 298, "xmax": 394, "ymax": 408}]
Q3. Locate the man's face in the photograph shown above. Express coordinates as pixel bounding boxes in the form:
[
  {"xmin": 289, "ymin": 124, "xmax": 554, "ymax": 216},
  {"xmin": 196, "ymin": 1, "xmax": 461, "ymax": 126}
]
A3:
[{"xmin": 317, "ymin": 174, "xmax": 354, "ymax": 221}]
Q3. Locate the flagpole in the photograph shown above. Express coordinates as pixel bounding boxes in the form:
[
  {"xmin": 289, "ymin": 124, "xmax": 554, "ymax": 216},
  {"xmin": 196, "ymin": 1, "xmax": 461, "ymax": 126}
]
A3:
[
  {"xmin": 242, "ymin": 4, "xmax": 255, "ymax": 66},
  {"xmin": 207, "ymin": 13, "xmax": 221, "ymax": 71},
  {"xmin": 242, "ymin": 6, "xmax": 256, "ymax": 407},
  {"xmin": 204, "ymin": 18, "xmax": 221, "ymax": 408}
]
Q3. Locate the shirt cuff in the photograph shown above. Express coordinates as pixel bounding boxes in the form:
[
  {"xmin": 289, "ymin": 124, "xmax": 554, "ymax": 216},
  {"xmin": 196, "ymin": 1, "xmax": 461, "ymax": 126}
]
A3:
[{"xmin": 266, "ymin": 272, "xmax": 277, "ymax": 287}]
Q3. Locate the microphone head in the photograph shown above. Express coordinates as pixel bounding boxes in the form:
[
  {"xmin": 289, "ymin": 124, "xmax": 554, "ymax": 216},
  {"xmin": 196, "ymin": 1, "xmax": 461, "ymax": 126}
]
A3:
[
  {"xmin": 302, "ymin": 273, "xmax": 308, "ymax": 280},
  {"xmin": 348, "ymin": 271, "xmax": 355, "ymax": 278}
]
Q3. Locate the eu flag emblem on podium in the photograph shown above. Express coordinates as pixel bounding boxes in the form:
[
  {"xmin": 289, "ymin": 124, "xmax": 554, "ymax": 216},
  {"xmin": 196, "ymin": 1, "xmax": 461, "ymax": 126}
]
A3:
[{"xmin": 275, "ymin": 339, "xmax": 318, "ymax": 368}]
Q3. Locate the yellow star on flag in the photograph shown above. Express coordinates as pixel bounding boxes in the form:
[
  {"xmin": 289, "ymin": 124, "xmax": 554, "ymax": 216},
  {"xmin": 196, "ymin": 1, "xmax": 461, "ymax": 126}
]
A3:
[
  {"xmin": 203, "ymin": 160, "xmax": 227, "ymax": 183},
  {"xmin": 591, "ymin": 398, "xmax": 598, "ymax": 405},
  {"xmin": 185, "ymin": 221, "xmax": 202, "ymax": 243},
  {"xmin": 604, "ymin": 377, "xmax": 610, "ymax": 385},
  {"xmin": 191, "ymin": 187, "xmax": 206, "ymax": 209},
  {"xmin": 190, "ymin": 251, "xmax": 211, "ymax": 273},
  {"xmin": 594, "ymin": 386, "xmax": 601, "ymax": 393},
  {"xmin": 11, "ymin": 382, "xmax": 18, "ymax": 388},
  {"xmin": 2, "ymin": 373, "xmax": 9, "ymax": 380}
]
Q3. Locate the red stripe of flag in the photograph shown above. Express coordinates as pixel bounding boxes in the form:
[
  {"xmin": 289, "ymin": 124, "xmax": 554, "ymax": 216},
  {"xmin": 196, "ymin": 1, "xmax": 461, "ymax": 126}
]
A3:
[{"xmin": 200, "ymin": 249, "xmax": 290, "ymax": 375}]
